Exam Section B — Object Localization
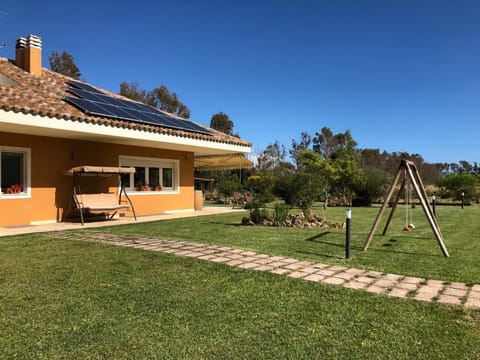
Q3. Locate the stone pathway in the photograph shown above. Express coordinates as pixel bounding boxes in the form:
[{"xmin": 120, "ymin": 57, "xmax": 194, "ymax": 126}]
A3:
[{"xmin": 50, "ymin": 231, "xmax": 480, "ymax": 310}]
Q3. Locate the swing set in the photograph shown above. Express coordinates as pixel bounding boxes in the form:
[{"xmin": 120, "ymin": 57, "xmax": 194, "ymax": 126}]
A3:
[{"xmin": 363, "ymin": 160, "xmax": 449, "ymax": 257}]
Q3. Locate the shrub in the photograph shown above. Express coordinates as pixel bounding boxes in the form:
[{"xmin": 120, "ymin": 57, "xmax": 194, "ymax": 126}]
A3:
[
  {"xmin": 273, "ymin": 202, "xmax": 290, "ymax": 224},
  {"xmin": 216, "ymin": 179, "xmax": 241, "ymax": 199}
]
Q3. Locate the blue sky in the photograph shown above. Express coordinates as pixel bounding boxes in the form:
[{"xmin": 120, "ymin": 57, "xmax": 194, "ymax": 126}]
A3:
[{"xmin": 1, "ymin": 0, "xmax": 479, "ymax": 164}]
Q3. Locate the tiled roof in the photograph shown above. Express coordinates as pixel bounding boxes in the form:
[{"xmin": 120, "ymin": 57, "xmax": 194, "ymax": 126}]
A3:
[{"xmin": 0, "ymin": 57, "xmax": 251, "ymax": 147}]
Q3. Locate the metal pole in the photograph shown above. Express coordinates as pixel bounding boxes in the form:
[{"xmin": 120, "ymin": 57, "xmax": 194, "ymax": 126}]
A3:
[
  {"xmin": 461, "ymin": 192, "xmax": 465, "ymax": 210},
  {"xmin": 432, "ymin": 195, "xmax": 436, "ymax": 217},
  {"xmin": 346, "ymin": 209, "xmax": 351, "ymax": 259}
]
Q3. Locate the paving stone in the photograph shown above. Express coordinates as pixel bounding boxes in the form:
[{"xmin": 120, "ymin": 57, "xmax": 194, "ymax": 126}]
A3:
[
  {"xmin": 255, "ymin": 254, "xmax": 270, "ymax": 259},
  {"xmin": 271, "ymin": 268, "xmax": 292, "ymax": 275},
  {"xmin": 344, "ymin": 281, "xmax": 369, "ymax": 290},
  {"xmin": 218, "ymin": 246, "xmax": 234, "ymax": 251},
  {"xmin": 322, "ymin": 277, "xmax": 346, "ymax": 286},
  {"xmin": 416, "ymin": 286, "xmax": 442, "ymax": 295},
  {"xmin": 335, "ymin": 272, "xmax": 356, "ymax": 280},
  {"xmin": 230, "ymin": 249, "xmax": 245, "ymax": 254},
  {"xmin": 471, "ymin": 284, "xmax": 480, "ymax": 292},
  {"xmin": 468, "ymin": 291, "xmax": 480, "ymax": 299},
  {"xmin": 364, "ymin": 271, "xmax": 383, "ymax": 278},
  {"xmin": 328, "ymin": 265, "xmax": 348, "ymax": 272},
  {"xmin": 312, "ymin": 263, "xmax": 330, "ymax": 269},
  {"xmin": 226, "ymin": 259, "xmax": 245, "ymax": 267},
  {"xmin": 402, "ymin": 276, "xmax": 425, "ymax": 284},
  {"xmin": 316, "ymin": 269, "xmax": 336, "ymax": 277},
  {"xmin": 253, "ymin": 265, "xmax": 275, "ymax": 272},
  {"xmin": 465, "ymin": 297, "xmax": 480, "ymax": 310},
  {"xmin": 414, "ymin": 292, "xmax": 436, "ymax": 302},
  {"xmin": 427, "ymin": 279, "xmax": 445, "ymax": 287},
  {"xmin": 396, "ymin": 282, "xmax": 418, "ymax": 291},
  {"xmin": 374, "ymin": 279, "xmax": 397, "ymax": 289},
  {"xmin": 384, "ymin": 274, "xmax": 403, "ymax": 281},
  {"xmin": 197, "ymin": 254, "xmax": 217, "ymax": 260},
  {"xmin": 281, "ymin": 258, "xmax": 300, "ymax": 264},
  {"xmin": 297, "ymin": 267, "xmax": 318, "ymax": 274},
  {"xmin": 238, "ymin": 262, "xmax": 260, "ymax": 269},
  {"xmin": 254, "ymin": 258, "xmax": 275, "ymax": 265},
  {"xmin": 182, "ymin": 251, "xmax": 205, "ymax": 258},
  {"xmin": 365, "ymin": 285, "xmax": 387, "ymax": 294},
  {"xmin": 210, "ymin": 257, "xmax": 230, "ymax": 263},
  {"xmin": 289, "ymin": 271, "xmax": 309, "ymax": 279},
  {"xmin": 437, "ymin": 295, "xmax": 462, "ymax": 305},
  {"xmin": 269, "ymin": 261, "xmax": 288, "ymax": 268},
  {"xmin": 303, "ymin": 274, "xmax": 325, "ymax": 282},
  {"xmin": 284, "ymin": 263, "xmax": 306, "ymax": 271},
  {"xmin": 240, "ymin": 251, "xmax": 257, "ymax": 256},
  {"xmin": 345, "ymin": 268, "xmax": 366, "ymax": 275},
  {"xmin": 241, "ymin": 256, "xmax": 259, "ymax": 263},
  {"xmin": 226, "ymin": 254, "xmax": 244, "ymax": 260},
  {"xmin": 202, "ymin": 249, "xmax": 220, "ymax": 255},
  {"xmin": 442, "ymin": 287, "xmax": 468, "ymax": 297},
  {"xmin": 356, "ymin": 276, "xmax": 376, "ymax": 285},
  {"xmin": 388, "ymin": 288, "xmax": 410, "ymax": 298},
  {"xmin": 163, "ymin": 249, "xmax": 185, "ymax": 254},
  {"xmin": 269, "ymin": 256, "xmax": 286, "ymax": 261},
  {"xmin": 448, "ymin": 282, "xmax": 468, "ymax": 290}
]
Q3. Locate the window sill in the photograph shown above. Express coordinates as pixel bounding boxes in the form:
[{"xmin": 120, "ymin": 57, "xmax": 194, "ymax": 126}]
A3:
[
  {"xmin": 128, "ymin": 190, "xmax": 179, "ymax": 196},
  {"xmin": 0, "ymin": 193, "xmax": 31, "ymax": 199}
]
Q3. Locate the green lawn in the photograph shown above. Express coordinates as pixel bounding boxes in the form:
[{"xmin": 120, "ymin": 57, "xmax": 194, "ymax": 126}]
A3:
[{"xmin": 1, "ymin": 205, "xmax": 479, "ymax": 358}]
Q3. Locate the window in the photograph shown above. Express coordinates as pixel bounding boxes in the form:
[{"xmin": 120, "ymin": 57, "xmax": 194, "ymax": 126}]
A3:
[
  {"xmin": 119, "ymin": 155, "xmax": 179, "ymax": 194},
  {"xmin": 0, "ymin": 146, "xmax": 30, "ymax": 197}
]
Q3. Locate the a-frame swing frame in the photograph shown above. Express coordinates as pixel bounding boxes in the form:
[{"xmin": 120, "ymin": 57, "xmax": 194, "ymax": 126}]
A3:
[{"xmin": 362, "ymin": 159, "xmax": 449, "ymax": 257}]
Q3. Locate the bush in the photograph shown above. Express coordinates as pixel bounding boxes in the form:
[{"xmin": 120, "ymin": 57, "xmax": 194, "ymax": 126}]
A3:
[
  {"xmin": 216, "ymin": 179, "xmax": 241, "ymax": 199},
  {"xmin": 273, "ymin": 202, "xmax": 290, "ymax": 224}
]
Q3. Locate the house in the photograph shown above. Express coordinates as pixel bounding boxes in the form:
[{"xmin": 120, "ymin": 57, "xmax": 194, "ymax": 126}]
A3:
[{"xmin": 0, "ymin": 34, "xmax": 252, "ymax": 227}]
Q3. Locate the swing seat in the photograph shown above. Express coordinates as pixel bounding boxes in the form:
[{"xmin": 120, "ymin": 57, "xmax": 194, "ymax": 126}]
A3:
[{"xmin": 402, "ymin": 226, "xmax": 412, "ymax": 232}]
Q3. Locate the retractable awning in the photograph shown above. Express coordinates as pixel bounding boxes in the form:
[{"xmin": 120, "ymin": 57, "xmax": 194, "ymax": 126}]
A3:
[{"xmin": 194, "ymin": 154, "xmax": 253, "ymax": 171}]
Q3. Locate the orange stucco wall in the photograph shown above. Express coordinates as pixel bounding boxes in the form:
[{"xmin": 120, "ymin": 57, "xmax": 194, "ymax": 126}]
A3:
[{"xmin": 0, "ymin": 132, "xmax": 194, "ymax": 226}]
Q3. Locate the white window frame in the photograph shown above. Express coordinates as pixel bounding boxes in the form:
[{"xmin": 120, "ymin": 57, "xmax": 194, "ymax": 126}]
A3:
[
  {"xmin": 119, "ymin": 155, "xmax": 179, "ymax": 195},
  {"xmin": 0, "ymin": 145, "xmax": 31, "ymax": 199}
]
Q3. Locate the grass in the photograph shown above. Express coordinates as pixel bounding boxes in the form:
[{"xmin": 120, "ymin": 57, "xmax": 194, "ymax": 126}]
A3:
[
  {"xmin": 1, "ymin": 234, "xmax": 479, "ymax": 359},
  {"xmin": 1, "ymin": 204, "xmax": 480, "ymax": 358},
  {"xmin": 97, "ymin": 204, "xmax": 480, "ymax": 284}
]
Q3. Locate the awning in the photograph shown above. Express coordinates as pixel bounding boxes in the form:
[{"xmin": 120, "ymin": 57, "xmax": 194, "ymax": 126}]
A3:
[{"xmin": 194, "ymin": 154, "xmax": 253, "ymax": 171}]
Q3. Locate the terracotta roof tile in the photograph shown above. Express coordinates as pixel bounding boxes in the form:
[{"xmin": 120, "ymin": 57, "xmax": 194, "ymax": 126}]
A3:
[{"xmin": 0, "ymin": 57, "xmax": 251, "ymax": 148}]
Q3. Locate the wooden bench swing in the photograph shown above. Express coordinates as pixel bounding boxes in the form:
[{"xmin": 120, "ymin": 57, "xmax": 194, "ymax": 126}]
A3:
[{"xmin": 67, "ymin": 166, "xmax": 137, "ymax": 225}]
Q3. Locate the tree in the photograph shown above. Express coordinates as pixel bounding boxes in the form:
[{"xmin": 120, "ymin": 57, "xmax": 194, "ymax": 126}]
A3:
[
  {"xmin": 150, "ymin": 85, "xmax": 191, "ymax": 118},
  {"xmin": 48, "ymin": 51, "xmax": 81, "ymax": 79},
  {"xmin": 436, "ymin": 173, "xmax": 478, "ymax": 201},
  {"xmin": 210, "ymin": 112, "xmax": 234, "ymax": 135},
  {"xmin": 119, "ymin": 82, "xmax": 191, "ymax": 118},
  {"xmin": 256, "ymin": 141, "xmax": 293, "ymax": 176},
  {"xmin": 119, "ymin": 82, "xmax": 154, "ymax": 106},
  {"xmin": 290, "ymin": 131, "xmax": 312, "ymax": 167}
]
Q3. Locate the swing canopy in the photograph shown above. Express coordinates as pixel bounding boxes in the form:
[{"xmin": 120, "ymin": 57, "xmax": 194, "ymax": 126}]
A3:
[{"xmin": 67, "ymin": 166, "xmax": 135, "ymax": 175}]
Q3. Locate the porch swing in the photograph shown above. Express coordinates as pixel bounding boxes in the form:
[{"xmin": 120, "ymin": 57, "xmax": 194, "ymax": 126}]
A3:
[{"xmin": 67, "ymin": 166, "xmax": 137, "ymax": 225}]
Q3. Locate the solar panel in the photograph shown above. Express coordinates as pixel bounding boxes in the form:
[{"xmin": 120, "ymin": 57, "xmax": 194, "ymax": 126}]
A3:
[{"xmin": 64, "ymin": 80, "xmax": 212, "ymax": 135}]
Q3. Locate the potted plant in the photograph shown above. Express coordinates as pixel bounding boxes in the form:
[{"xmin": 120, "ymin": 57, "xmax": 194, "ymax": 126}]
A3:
[
  {"xmin": 151, "ymin": 183, "xmax": 162, "ymax": 191},
  {"xmin": 7, "ymin": 184, "xmax": 22, "ymax": 194}
]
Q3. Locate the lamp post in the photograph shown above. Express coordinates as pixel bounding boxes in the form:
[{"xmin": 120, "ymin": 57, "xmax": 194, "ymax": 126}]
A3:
[
  {"xmin": 461, "ymin": 192, "xmax": 465, "ymax": 210},
  {"xmin": 346, "ymin": 209, "xmax": 351, "ymax": 259}
]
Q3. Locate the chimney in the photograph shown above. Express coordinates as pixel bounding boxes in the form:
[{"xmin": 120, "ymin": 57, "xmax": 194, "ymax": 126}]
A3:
[{"xmin": 15, "ymin": 34, "xmax": 42, "ymax": 76}]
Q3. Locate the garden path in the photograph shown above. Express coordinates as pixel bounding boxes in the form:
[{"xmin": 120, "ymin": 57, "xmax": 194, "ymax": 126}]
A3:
[{"xmin": 50, "ymin": 231, "xmax": 480, "ymax": 310}]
